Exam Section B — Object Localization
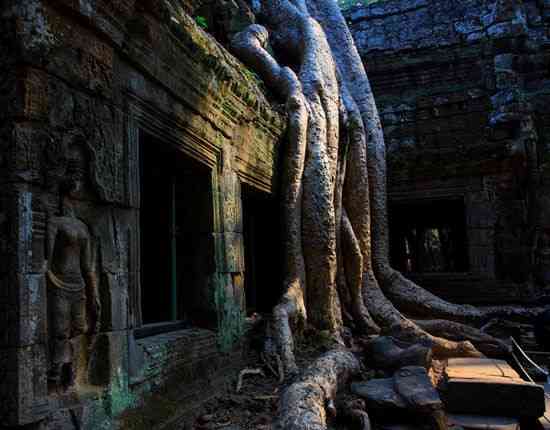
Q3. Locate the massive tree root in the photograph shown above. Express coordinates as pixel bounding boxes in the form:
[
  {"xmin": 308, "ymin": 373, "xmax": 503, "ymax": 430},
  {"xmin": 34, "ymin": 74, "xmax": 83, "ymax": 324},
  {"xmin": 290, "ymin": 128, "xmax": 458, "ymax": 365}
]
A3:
[
  {"xmin": 307, "ymin": 0, "xmax": 546, "ymax": 323},
  {"xmin": 275, "ymin": 350, "xmax": 360, "ymax": 430},
  {"xmin": 229, "ymin": 0, "xmax": 546, "ymax": 422},
  {"xmin": 413, "ymin": 319, "xmax": 510, "ymax": 356}
]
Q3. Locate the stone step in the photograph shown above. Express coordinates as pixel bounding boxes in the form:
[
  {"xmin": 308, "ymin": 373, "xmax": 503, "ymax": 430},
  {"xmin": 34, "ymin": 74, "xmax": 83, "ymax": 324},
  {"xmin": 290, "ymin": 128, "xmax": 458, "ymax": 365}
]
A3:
[
  {"xmin": 352, "ymin": 366, "xmax": 445, "ymax": 430},
  {"xmin": 351, "ymin": 377, "xmax": 408, "ymax": 414},
  {"xmin": 444, "ymin": 358, "xmax": 520, "ymax": 380},
  {"xmin": 394, "ymin": 366, "xmax": 442, "ymax": 413},
  {"xmin": 447, "ymin": 413, "xmax": 520, "ymax": 430},
  {"xmin": 442, "ymin": 358, "xmax": 546, "ymax": 418}
]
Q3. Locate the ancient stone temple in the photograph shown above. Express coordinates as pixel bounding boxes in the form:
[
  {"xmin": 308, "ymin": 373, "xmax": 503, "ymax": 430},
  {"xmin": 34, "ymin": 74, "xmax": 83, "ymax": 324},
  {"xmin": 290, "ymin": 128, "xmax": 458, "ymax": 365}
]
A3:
[
  {"xmin": 347, "ymin": 0, "xmax": 550, "ymax": 305},
  {"xmin": 1, "ymin": 0, "xmax": 549, "ymax": 429},
  {"xmin": 0, "ymin": 1, "xmax": 283, "ymax": 428}
]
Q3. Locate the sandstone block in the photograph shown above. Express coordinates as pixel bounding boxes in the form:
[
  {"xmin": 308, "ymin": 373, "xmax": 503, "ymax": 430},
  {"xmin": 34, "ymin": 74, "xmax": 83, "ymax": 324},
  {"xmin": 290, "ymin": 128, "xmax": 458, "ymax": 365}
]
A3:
[
  {"xmin": 395, "ymin": 366, "xmax": 442, "ymax": 413},
  {"xmin": 351, "ymin": 378, "xmax": 408, "ymax": 413},
  {"xmin": 442, "ymin": 358, "xmax": 545, "ymax": 418},
  {"xmin": 447, "ymin": 413, "xmax": 520, "ymax": 430}
]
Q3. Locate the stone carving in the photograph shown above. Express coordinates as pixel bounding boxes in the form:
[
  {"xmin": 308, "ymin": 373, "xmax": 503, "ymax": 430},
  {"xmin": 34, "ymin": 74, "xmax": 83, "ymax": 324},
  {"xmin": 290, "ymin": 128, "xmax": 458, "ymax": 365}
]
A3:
[
  {"xmin": 42, "ymin": 134, "xmax": 68, "ymax": 190},
  {"xmin": 46, "ymin": 145, "xmax": 100, "ymax": 392},
  {"xmin": 42, "ymin": 127, "xmax": 123, "ymax": 203}
]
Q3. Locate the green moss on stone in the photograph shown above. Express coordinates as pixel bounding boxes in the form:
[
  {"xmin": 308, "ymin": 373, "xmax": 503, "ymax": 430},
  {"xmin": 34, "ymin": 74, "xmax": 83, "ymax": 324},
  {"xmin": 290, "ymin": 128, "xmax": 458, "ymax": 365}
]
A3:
[{"xmin": 214, "ymin": 282, "xmax": 245, "ymax": 352}]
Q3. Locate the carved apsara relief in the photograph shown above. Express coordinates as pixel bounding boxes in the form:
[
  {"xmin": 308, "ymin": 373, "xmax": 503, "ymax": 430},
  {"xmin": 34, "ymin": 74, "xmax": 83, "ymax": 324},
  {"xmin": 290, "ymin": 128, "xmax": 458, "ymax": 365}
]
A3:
[{"xmin": 44, "ymin": 140, "xmax": 102, "ymax": 392}]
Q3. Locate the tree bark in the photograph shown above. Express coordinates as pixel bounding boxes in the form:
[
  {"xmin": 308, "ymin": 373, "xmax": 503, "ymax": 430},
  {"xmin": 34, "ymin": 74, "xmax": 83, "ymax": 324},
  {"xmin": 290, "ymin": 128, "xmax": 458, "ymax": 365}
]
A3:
[
  {"xmin": 233, "ymin": 22, "xmax": 309, "ymax": 375},
  {"xmin": 231, "ymin": 0, "xmax": 547, "ymax": 389},
  {"xmin": 227, "ymin": 0, "xmax": 550, "ymax": 426},
  {"xmin": 275, "ymin": 350, "xmax": 360, "ymax": 430}
]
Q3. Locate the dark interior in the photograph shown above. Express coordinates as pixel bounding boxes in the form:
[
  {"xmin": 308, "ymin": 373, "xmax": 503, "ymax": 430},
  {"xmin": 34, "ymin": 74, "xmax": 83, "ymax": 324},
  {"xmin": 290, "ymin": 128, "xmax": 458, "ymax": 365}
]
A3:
[
  {"xmin": 242, "ymin": 184, "xmax": 282, "ymax": 315},
  {"xmin": 389, "ymin": 198, "xmax": 469, "ymax": 273},
  {"xmin": 139, "ymin": 131, "xmax": 214, "ymax": 325}
]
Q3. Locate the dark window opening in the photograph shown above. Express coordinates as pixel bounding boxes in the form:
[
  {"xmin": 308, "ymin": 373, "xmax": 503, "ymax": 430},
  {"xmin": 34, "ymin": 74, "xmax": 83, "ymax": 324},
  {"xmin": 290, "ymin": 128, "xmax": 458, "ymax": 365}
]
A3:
[
  {"xmin": 242, "ymin": 184, "xmax": 282, "ymax": 316},
  {"xmin": 139, "ymin": 131, "xmax": 214, "ymax": 327},
  {"xmin": 389, "ymin": 199, "xmax": 468, "ymax": 273}
]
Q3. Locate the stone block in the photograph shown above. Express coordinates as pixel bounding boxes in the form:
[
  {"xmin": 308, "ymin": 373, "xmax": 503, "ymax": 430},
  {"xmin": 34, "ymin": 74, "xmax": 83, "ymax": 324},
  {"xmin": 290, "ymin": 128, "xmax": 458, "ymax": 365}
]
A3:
[
  {"xmin": 447, "ymin": 413, "xmax": 520, "ymax": 430},
  {"xmin": 394, "ymin": 366, "xmax": 442, "ymax": 413},
  {"xmin": 13, "ymin": 188, "xmax": 33, "ymax": 274},
  {"xmin": 220, "ymin": 173, "xmax": 243, "ymax": 234},
  {"xmin": 88, "ymin": 331, "xmax": 129, "ymax": 391},
  {"xmin": 352, "ymin": 378, "xmax": 408, "ymax": 413},
  {"xmin": 494, "ymin": 54, "xmax": 515, "ymax": 72},
  {"xmin": 442, "ymin": 358, "xmax": 545, "ymax": 418},
  {"xmin": 1, "ymin": 272, "xmax": 47, "ymax": 348},
  {"xmin": 468, "ymin": 228, "xmax": 494, "ymax": 246},
  {"xmin": 135, "ymin": 328, "xmax": 219, "ymax": 385},
  {"xmin": 0, "ymin": 348, "xmax": 18, "ymax": 425},
  {"xmin": 10, "ymin": 126, "xmax": 47, "ymax": 184},
  {"xmin": 469, "ymin": 245, "xmax": 496, "ymax": 276},
  {"xmin": 44, "ymin": 5, "xmax": 114, "ymax": 95},
  {"xmin": 18, "ymin": 273, "xmax": 47, "ymax": 346},
  {"xmin": 214, "ymin": 232, "xmax": 245, "ymax": 273},
  {"xmin": 0, "ymin": 345, "xmax": 49, "ymax": 426},
  {"xmin": 49, "ymin": 408, "xmax": 83, "ymax": 430},
  {"xmin": 352, "ymin": 366, "xmax": 443, "ymax": 427},
  {"xmin": 487, "ymin": 22, "xmax": 527, "ymax": 39},
  {"xmin": 128, "ymin": 331, "xmax": 146, "ymax": 384},
  {"xmin": 19, "ymin": 68, "xmax": 49, "ymax": 121},
  {"xmin": 445, "ymin": 358, "xmax": 519, "ymax": 379}
]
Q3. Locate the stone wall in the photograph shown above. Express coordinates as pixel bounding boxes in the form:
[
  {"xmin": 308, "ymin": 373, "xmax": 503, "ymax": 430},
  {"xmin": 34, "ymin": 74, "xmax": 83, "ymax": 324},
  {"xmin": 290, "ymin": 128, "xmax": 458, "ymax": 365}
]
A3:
[
  {"xmin": 347, "ymin": 0, "xmax": 550, "ymax": 303},
  {"xmin": 123, "ymin": 328, "xmax": 245, "ymax": 429},
  {"xmin": 0, "ymin": 0, "xmax": 283, "ymax": 428}
]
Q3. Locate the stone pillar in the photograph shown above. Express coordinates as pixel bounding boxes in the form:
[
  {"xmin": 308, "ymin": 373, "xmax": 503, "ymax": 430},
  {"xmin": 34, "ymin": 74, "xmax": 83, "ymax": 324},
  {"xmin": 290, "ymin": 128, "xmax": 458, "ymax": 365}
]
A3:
[
  {"xmin": 466, "ymin": 188, "xmax": 497, "ymax": 278},
  {"xmin": 0, "ymin": 1, "xmax": 52, "ymax": 425},
  {"xmin": 0, "ymin": 185, "xmax": 49, "ymax": 427},
  {"xmin": 485, "ymin": 0, "xmax": 540, "ymax": 293},
  {"xmin": 211, "ymin": 144, "xmax": 246, "ymax": 350}
]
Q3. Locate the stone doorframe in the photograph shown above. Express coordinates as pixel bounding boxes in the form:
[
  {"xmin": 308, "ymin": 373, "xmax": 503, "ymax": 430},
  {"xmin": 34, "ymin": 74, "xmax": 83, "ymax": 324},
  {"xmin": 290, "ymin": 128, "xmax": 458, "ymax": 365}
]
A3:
[{"xmin": 124, "ymin": 93, "xmax": 246, "ymax": 334}]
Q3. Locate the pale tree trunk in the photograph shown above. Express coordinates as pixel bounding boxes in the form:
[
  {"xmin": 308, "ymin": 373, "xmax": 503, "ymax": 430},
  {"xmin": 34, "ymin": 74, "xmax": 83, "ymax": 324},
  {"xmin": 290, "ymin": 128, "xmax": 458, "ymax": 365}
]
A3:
[
  {"xmin": 229, "ymin": 0, "xmax": 547, "ymax": 425},
  {"xmin": 308, "ymin": 0, "xmax": 499, "ymax": 356},
  {"xmin": 231, "ymin": 0, "xmax": 503, "ymax": 369}
]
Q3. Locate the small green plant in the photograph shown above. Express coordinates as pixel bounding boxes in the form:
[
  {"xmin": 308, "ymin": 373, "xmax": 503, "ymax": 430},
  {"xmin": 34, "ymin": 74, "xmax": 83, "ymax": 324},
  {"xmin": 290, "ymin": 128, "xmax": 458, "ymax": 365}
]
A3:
[{"xmin": 195, "ymin": 15, "xmax": 208, "ymax": 30}]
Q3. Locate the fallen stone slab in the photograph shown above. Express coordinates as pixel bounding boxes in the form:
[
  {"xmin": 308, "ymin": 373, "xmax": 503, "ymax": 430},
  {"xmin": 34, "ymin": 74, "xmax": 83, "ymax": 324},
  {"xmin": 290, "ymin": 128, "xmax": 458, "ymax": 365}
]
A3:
[
  {"xmin": 445, "ymin": 358, "xmax": 520, "ymax": 380},
  {"xmin": 395, "ymin": 366, "xmax": 446, "ymax": 430},
  {"xmin": 442, "ymin": 358, "xmax": 545, "ymax": 418},
  {"xmin": 447, "ymin": 413, "xmax": 520, "ymax": 430},
  {"xmin": 394, "ymin": 366, "xmax": 442, "ymax": 413},
  {"xmin": 351, "ymin": 378, "xmax": 408, "ymax": 414},
  {"xmin": 352, "ymin": 366, "xmax": 445, "ymax": 430}
]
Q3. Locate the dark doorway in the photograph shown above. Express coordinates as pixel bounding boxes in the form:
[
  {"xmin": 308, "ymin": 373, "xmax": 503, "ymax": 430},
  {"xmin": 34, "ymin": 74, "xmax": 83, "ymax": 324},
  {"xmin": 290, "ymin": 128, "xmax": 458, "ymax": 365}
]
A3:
[
  {"xmin": 242, "ymin": 184, "xmax": 281, "ymax": 315},
  {"xmin": 139, "ymin": 131, "xmax": 214, "ymax": 326},
  {"xmin": 389, "ymin": 199, "xmax": 469, "ymax": 273}
]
